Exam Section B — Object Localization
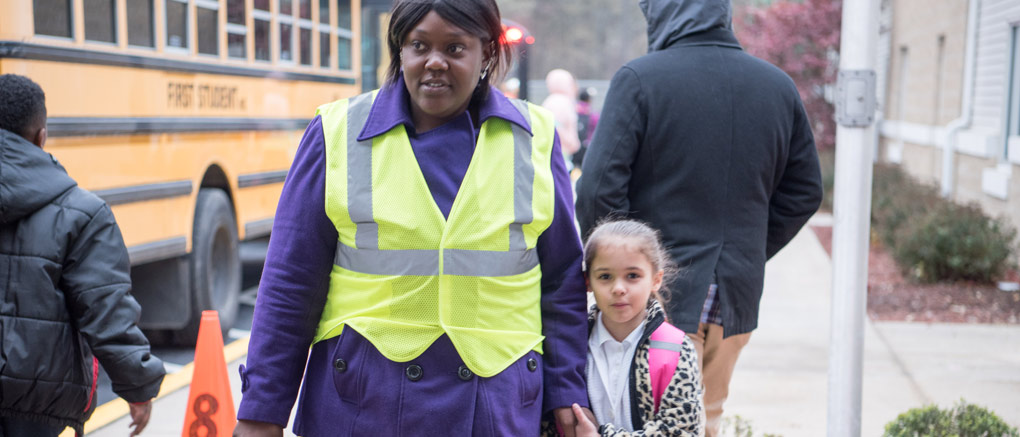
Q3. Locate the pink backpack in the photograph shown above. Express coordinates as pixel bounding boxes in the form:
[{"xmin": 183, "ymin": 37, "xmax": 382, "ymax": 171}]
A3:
[{"xmin": 647, "ymin": 322, "xmax": 686, "ymax": 413}]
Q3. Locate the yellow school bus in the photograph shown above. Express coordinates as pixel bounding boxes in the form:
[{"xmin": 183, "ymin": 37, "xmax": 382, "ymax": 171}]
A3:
[{"xmin": 0, "ymin": 0, "xmax": 388, "ymax": 343}]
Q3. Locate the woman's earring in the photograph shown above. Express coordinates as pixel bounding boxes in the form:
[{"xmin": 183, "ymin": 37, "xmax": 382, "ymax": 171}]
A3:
[{"xmin": 480, "ymin": 67, "xmax": 489, "ymax": 81}]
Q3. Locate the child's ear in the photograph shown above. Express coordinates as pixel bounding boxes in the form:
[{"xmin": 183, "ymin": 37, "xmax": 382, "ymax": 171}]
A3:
[{"xmin": 652, "ymin": 270, "xmax": 664, "ymax": 292}]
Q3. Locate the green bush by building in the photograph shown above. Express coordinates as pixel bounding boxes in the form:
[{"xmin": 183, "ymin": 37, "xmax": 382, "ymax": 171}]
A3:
[{"xmin": 884, "ymin": 400, "xmax": 1019, "ymax": 437}]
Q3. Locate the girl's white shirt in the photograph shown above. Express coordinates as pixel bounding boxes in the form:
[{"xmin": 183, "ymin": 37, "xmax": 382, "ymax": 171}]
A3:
[{"xmin": 586, "ymin": 312, "xmax": 646, "ymax": 432}]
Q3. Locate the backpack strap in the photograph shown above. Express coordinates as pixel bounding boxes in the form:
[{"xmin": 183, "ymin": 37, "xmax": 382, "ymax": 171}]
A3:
[{"xmin": 647, "ymin": 322, "xmax": 686, "ymax": 414}]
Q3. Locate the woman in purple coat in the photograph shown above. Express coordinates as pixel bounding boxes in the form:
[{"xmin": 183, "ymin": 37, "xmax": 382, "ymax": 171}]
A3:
[{"xmin": 233, "ymin": 1, "xmax": 591, "ymax": 436}]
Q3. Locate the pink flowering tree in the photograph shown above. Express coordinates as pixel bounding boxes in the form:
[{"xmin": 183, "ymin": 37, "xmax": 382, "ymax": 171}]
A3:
[{"xmin": 734, "ymin": 0, "xmax": 843, "ymax": 150}]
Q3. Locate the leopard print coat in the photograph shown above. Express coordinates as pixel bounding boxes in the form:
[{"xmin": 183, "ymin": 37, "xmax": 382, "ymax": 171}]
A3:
[{"xmin": 592, "ymin": 299, "xmax": 705, "ymax": 437}]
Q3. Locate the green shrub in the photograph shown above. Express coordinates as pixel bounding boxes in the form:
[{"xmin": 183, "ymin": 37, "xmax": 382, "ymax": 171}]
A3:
[
  {"xmin": 884, "ymin": 401, "xmax": 1019, "ymax": 437},
  {"xmin": 894, "ymin": 203, "xmax": 1017, "ymax": 283},
  {"xmin": 870, "ymin": 164, "xmax": 1018, "ymax": 283},
  {"xmin": 871, "ymin": 164, "xmax": 940, "ymax": 250}
]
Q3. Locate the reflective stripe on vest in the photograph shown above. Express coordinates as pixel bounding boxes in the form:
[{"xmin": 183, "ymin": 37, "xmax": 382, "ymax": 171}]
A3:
[{"xmin": 313, "ymin": 91, "xmax": 557, "ymax": 377}]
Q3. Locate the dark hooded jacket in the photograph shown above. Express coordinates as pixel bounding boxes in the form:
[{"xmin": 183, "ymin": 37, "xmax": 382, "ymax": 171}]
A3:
[
  {"xmin": 0, "ymin": 128, "xmax": 165, "ymax": 433},
  {"xmin": 575, "ymin": 0, "xmax": 823, "ymax": 337}
]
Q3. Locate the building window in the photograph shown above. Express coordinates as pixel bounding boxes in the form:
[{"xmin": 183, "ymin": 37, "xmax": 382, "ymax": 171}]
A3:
[
  {"xmin": 227, "ymin": 0, "xmax": 246, "ymax": 58},
  {"xmin": 253, "ymin": 3, "xmax": 271, "ymax": 61},
  {"xmin": 127, "ymin": 0, "xmax": 154, "ymax": 47},
  {"xmin": 336, "ymin": 0, "xmax": 352, "ymax": 70},
  {"xmin": 196, "ymin": 1, "xmax": 219, "ymax": 56},
  {"xmin": 34, "ymin": 0, "xmax": 73, "ymax": 38},
  {"xmin": 166, "ymin": 0, "xmax": 189, "ymax": 50},
  {"xmin": 84, "ymin": 0, "xmax": 116, "ymax": 43},
  {"xmin": 1004, "ymin": 25, "xmax": 1020, "ymax": 161}
]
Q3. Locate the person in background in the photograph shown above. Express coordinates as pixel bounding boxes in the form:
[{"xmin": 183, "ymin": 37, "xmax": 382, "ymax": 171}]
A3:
[
  {"xmin": 0, "ymin": 74, "xmax": 165, "ymax": 437},
  {"xmin": 572, "ymin": 87, "xmax": 600, "ymax": 172},
  {"xmin": 542, "ymin": 68, "xmax": 581, "ymax": 166},
  {"xmin": 234, "ymin": 0, "xmax": 592, "ymax": 435},
  {"xmin": 571, "ymin": 220, "xmax": 704, "ymax": 436},
  {"xmin": 575, "ymin": 0, "xmax": 823, "ymax": 434}
]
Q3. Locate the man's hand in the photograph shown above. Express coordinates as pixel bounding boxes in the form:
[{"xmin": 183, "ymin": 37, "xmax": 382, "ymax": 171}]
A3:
[
  {"xmin": 127, "ymin": 401, "xmax": 151, "ymax": 436},
  {"xmin": 233, "ymin": 419, "xmax": 284, "ymax": 437},
  {"xmin": 572, "ymin": 403, "xmax": 599, "ymax": 437}
]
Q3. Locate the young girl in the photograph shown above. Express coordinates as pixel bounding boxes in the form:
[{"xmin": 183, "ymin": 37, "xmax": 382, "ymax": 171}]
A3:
[{"xmin": 572, "ymin": 220, "xmax": 704, "ymax": 436}]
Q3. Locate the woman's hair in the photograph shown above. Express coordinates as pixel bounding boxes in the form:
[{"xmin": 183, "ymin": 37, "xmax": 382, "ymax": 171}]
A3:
[
  {"xmin": 583, "ymin": 219, "xmax": 678, "ymax": 304},
  {"xmin": 385, "ymin": 0, "xmax": 514, "ymax": 100}
]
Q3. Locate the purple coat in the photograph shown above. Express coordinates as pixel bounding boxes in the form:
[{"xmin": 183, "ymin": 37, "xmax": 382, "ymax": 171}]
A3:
[{"xmin": 237, "ymin": 78, "xmax": 589, "ymax": 436}]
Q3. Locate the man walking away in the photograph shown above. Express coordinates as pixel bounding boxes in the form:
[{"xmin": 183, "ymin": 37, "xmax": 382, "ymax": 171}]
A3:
[
  {"xmin": 0, "ymin": 74, "xmax": 165, "ymax": 436},
  {"xmin": 575, "ymin": 0, "xmax": 823, "ymax": 434}
]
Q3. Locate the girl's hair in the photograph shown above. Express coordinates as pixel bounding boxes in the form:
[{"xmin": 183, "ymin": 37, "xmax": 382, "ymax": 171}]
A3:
[
  {"xmin": 583, "ymin": 219, "xmax": 678, "ymax": 304},
  {"xmin": 385, "ymin": 0, "xmax": 514, "ymax": 101}
]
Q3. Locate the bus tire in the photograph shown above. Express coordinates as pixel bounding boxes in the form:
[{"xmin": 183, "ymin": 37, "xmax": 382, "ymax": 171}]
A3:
[{"xmin": 172, "ymin": 188, "xmax": 241, "ymax": 345}]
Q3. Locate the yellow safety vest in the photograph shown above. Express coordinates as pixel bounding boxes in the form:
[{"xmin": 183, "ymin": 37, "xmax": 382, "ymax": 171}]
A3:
[{"xmin": 313, "ymin": 91, "xmax": 557, "ymax": 377}]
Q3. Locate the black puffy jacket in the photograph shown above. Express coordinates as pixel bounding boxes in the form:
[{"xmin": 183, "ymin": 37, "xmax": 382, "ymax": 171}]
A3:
[{"xmin": 0, "ymin": 129, "xmax": 165, "ymax": 433}]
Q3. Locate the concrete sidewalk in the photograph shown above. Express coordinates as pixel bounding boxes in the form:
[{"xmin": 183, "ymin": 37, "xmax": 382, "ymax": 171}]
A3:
[{"xmin": 725, "ymin": 221, "xmax": 1020, "ymax": 436}]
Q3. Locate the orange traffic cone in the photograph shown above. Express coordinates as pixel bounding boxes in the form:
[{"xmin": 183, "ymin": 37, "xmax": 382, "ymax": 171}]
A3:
[{"xmin": 182, "ymin": 311, "xmax": 235, "ymax": 437}]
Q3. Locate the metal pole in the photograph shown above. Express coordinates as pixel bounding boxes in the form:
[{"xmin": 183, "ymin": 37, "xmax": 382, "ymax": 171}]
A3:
[
  {"xmin": 828, "ymin": 0, "xmax": 880, "ymax": 434},
  {"xmin": 518, "ymin": 46, "xmax": 530, "ymax": 101}
]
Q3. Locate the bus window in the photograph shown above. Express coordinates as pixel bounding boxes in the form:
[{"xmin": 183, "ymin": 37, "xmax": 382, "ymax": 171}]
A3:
[
  {"xmin": 337, "ymin": 0, "xmax": 352, "ymax": 70},
  {"xmin": 127, "ymin": 0, "xmax": 155, "ymax": 48},
  {"xmin": 338, "ymin": 35, "xmax": 351, "ymax": 70},
  {"xmin": 84, "ymin": 0, "xmax": 116, "ymax": 43},
  {"xmin": 300, "ymin": 27, "xmax": 312, "ymax": 66},
  {"xmin": 299, "ymin": 0, "xmax": 311, "ymax": 19},
  {"xmin": 253, "ymin": 2, "xmax": 271, "ymax": 61},
  {"xmin": 319, "ymin": 0, "xmax": 331, "ymax": 68},
  {"xmin": 34, "ymin": 0, "xmax": 73, "ymax": 38},
  {"xmin": 280, "ymin": 22, "xmax": 294, "ymax": 62},
  {"xmin": 166, "ymin": 0, "xmax": 188, "ymax": 50},
  {"xmin": 320, "ymin": 31, "xmax": 331, "ymax": 68},
  {"xmin": 337, "ymin": 0, "xmax": 351, "ymax": 29},
  {"xmin": 254, "ymin": 19, "xmax": 271, "ymax": 61},
  {"xmin": 227, "ymin": 0, "xmax": 247, "ymax": 59},
  {"xmin": 197, "ymin": 1, "xmax": 219, "ymax": 56}
]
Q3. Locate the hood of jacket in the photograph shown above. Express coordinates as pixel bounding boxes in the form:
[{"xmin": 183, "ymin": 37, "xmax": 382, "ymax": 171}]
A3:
[
  {"xmin": 639, "ymin": 0, "xmax": 733, "ymax": 51},
  {"xmin": 0, "ymin": 128, "xmax": 77, "ymax": 224}
]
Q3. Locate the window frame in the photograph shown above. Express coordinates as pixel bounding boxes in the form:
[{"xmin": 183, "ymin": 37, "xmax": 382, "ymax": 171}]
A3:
[
  {"xmin": 125, "ymin": 0, "xmax": 157, "ymax": 50},
  {"xmin": 252, "ymin": 7, "xmax": 273, "ymax": 63},
  {"xmin": 278, "ymin": 0, "xmax": 296, "ymax": 65},
  {"xmin": 195, "ymin": 0, "xmax": 221, "ymax": 58},
  {"xmin": 32, "ymin": 0, "xmax": 76, "ymax": 41},
  {"xmin": 164, "ymin": 0, "xmax": 191, "ymax": 55},
  {"xmin": 335, "ymin": 0, "xmax": 352, "ymax": 71},
  {"xmin": 83, "ymin": 0, "xmax": 119, "ymax": 45}
]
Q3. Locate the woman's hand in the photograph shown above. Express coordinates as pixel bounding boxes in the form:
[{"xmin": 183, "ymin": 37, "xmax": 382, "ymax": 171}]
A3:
[
  {"xmin": 127, "ymin": 401, "xmax": 152, "ymax": 436},
  {"xmin": 233, "ymin": 419, "xmax": 284, "ymax": 437},
  {"xmin": 572, "ymin": 403, "xmax": 599, "ymax": 437}
]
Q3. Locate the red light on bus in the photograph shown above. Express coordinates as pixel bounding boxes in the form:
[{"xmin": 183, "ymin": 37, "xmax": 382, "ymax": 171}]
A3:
[
  {"xmin": 525, "ymin": 36, "xmax": 535, "ymax": 45},
  {"xmin": 504, "ymin": 27, "xmax": 524, "ymax": 44}
]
